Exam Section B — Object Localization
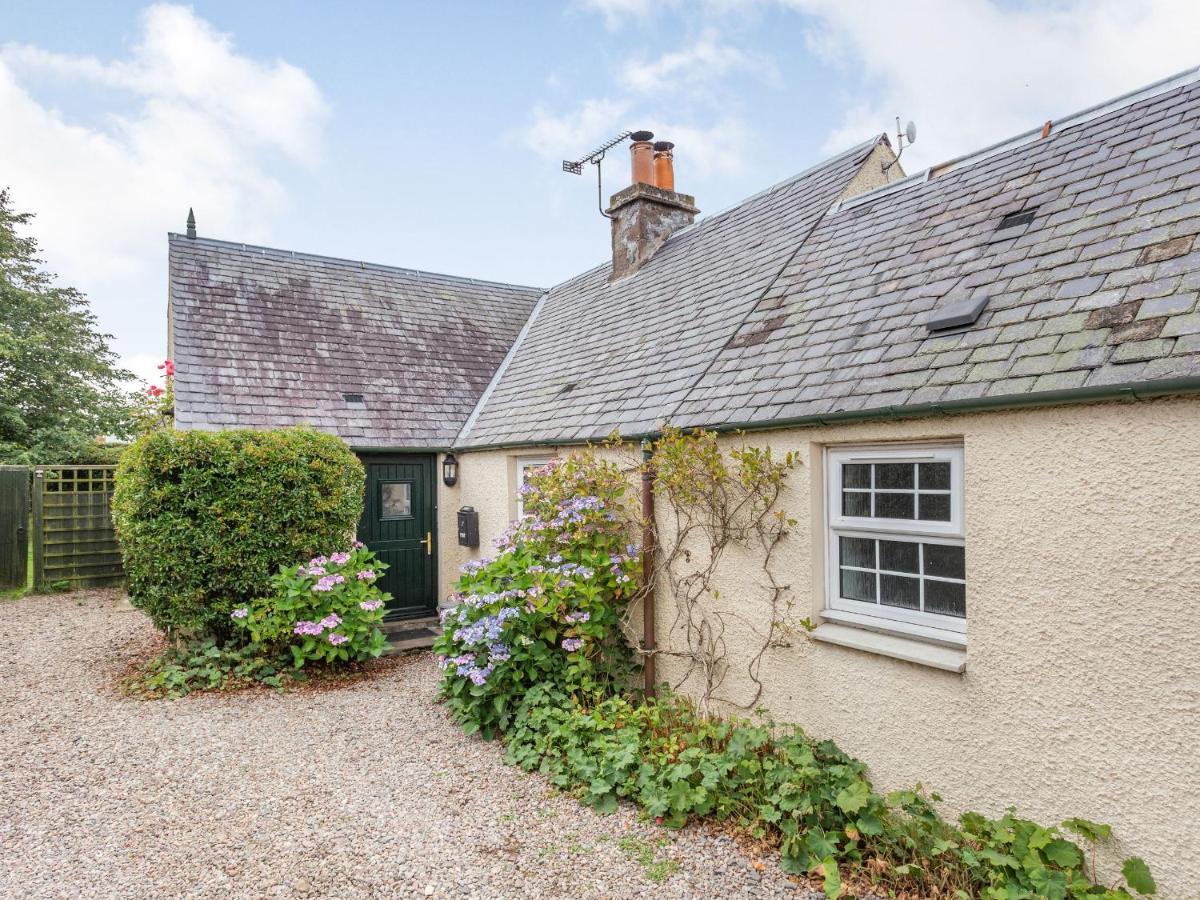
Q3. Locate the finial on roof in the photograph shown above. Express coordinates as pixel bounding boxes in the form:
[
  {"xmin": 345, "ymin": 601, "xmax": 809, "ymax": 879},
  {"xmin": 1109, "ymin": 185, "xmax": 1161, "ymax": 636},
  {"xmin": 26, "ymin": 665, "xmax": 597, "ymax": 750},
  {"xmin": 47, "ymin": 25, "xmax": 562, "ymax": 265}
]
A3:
[{"xmin": 186, "ymin": 208, "xmax": 196, "ymax": 239}]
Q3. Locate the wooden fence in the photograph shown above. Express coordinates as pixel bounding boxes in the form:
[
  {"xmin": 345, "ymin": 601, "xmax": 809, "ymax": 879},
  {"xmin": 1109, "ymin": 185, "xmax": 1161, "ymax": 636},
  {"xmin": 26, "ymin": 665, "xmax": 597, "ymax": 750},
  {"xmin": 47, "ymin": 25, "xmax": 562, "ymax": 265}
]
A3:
[
  {"xmin": 0, "ymin": 465, "xmax": 125, "ymax": 592},
  {"xmin": 30, "ymin": 465, "xmax": 124, "ymax": 590},
  {"xmin": 0, "ymin": 466, "xmax": 30, "ymax": 591}
]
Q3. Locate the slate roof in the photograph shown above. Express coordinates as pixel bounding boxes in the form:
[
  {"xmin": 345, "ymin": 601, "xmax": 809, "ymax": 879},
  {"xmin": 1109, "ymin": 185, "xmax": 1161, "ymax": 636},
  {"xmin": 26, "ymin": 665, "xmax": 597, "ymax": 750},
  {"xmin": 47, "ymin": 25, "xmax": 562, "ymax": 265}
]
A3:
[
  {"xmin": 169, "ymin": 237, "xmax": 542, "ymax": 447},
  {"xmin": 458, "ymin": 137, "xmax": 885, "ymax": 445},
  {"xmin": 459, "ymin": 70, "xmax": 1200, "ymax": 446}
]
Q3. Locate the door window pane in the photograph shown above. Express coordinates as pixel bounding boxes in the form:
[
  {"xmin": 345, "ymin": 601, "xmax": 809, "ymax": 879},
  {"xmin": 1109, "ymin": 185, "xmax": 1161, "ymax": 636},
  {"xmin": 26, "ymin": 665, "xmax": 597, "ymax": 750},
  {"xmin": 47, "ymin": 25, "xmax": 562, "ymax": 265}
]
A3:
[{"xmin": 381, "ymin": 482, "xmax": 412, "ymax": 519}]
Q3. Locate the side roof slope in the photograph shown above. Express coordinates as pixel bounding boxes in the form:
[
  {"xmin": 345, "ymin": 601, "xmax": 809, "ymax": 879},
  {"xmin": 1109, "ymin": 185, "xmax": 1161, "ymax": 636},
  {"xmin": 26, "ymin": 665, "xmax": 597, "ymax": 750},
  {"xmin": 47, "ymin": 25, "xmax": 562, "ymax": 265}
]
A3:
[
  {"xmin": 463, "ymin": 73, "xmax": 1200, "ymax": 446},
  {"xmin": 169, "ymin": 237, "xmax": 542, "ymax": 447},
  {"xmin": 460, "ymin": 137, "xmax": 884, "ymax": 446}
]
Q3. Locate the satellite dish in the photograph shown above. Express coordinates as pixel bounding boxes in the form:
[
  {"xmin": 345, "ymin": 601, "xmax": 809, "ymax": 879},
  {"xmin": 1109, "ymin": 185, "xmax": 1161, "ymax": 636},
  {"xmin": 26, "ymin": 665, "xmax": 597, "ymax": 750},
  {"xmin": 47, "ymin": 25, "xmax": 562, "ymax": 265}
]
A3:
[{"xmin": 905, "ymin": 120, "xmax": 917, "ymax": 145}]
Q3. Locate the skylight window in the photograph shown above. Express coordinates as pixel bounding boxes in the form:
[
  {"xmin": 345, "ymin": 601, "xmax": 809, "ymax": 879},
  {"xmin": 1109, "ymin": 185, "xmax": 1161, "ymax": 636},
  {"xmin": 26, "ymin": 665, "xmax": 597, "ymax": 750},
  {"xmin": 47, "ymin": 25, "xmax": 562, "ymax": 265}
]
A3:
[
  {"xmin": 989, "ymin": 207, "xmax": 1038, "ymax": 242},
  {"xmin": 926, "ymin": 294, "xmax": 989, "ymax": 334},
  {"xmin": 997, "ymin": 209, "xmax": 1037, "ymax": 230}
]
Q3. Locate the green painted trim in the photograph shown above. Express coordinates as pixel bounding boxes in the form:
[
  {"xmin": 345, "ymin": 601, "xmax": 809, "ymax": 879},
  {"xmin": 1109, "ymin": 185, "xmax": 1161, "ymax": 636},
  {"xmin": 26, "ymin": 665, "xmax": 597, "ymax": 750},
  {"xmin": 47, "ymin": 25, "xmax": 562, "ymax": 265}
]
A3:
[{"xmin": 452, "ymin": 377, "xmax": 1200, "ymax": 452}]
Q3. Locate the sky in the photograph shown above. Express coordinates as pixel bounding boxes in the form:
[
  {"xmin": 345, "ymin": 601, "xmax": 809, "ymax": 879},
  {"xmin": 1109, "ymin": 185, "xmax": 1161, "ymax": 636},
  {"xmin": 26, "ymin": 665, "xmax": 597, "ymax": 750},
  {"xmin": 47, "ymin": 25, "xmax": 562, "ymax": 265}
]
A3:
[{"xmin": 3, "ymin": 0, "xmax": 1199, "ymax": 387}]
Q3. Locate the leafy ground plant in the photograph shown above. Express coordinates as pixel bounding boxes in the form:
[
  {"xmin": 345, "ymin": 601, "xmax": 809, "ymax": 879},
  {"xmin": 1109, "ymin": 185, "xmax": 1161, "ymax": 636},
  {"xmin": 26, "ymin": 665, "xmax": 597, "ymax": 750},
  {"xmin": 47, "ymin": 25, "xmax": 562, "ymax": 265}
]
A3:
[
  {"xmin": 232, "ymin": 543, "xmax": 389, "ymax": 666},
  {"xmin": 433, "ymin": 451, "xmax": 640, "ymax": 739},
  {"xmin": 437, "ymin": 437, "xmax": 1158, "ymax": 900},
  {"xmin": 123, "ymin": 545, "xmax": 391, "ymax": 698}
]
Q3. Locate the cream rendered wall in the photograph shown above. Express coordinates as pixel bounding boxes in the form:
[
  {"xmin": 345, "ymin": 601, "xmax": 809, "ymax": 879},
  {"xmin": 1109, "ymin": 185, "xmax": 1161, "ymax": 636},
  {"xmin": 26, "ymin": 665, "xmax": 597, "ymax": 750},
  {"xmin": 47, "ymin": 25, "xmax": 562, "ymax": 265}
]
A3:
[
  {"xmin": 436, "ymin": 447, "xmax": 563, "ymax": 601},
  {"xmin": 450, "ymin": 398, "xmax": 1200, "ymax": 896}
]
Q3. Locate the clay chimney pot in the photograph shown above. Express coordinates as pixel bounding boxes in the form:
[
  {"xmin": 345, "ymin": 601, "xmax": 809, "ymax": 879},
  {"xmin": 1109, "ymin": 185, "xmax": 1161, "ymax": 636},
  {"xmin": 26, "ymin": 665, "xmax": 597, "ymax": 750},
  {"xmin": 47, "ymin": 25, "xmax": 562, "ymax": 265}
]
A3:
[
  {"xmin": 629, "ymin": 130, "xmax": 656, "ymax": 187},
  {"xmin": 653, "ymin": 141, "xmax": 675, "ymax": 192}
]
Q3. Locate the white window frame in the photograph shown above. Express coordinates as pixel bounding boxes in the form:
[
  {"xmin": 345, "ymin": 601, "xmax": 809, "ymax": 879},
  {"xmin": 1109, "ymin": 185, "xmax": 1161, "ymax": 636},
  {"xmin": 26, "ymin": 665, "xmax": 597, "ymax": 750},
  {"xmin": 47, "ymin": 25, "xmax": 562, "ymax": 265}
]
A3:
[
  {"xmin": 515, "ymin": 457, "xmax": 554, "ymax": 519},
  {"xmin": 824, "ymin": 444, "xmax": 966, "ymax": 640}
]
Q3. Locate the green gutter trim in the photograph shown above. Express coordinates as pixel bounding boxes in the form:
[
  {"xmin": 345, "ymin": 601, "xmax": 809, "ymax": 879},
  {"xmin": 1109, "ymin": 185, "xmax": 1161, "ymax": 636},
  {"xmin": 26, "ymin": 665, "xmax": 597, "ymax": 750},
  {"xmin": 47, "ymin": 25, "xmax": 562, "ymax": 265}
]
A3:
[{"xmin": 451, "ymin": 377, "xmax": 1200, "ymax": 453}]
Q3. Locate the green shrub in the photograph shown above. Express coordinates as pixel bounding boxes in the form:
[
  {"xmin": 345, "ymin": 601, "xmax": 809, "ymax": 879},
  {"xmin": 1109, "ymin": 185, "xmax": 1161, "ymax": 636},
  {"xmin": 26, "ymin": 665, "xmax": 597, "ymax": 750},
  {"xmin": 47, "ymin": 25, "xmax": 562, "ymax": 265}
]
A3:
[
  {"xmin": 233, "ymin": 545, "xmax": 388, "ymax": 666},
  {"xmin": 113, "ymin": 427, "xmax": 364, "ymax": 638},
  {"xmin": 432, "ymin": 451, "xmax": 639, "ymax": 739}
]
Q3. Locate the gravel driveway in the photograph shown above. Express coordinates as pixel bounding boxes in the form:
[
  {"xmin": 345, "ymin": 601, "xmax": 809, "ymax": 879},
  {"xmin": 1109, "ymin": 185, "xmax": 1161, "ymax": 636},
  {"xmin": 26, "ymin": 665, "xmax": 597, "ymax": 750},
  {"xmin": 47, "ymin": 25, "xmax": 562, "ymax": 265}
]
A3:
[{"xmin": 0, "ymin": 591, "xmax": 817, "ymax": 899}]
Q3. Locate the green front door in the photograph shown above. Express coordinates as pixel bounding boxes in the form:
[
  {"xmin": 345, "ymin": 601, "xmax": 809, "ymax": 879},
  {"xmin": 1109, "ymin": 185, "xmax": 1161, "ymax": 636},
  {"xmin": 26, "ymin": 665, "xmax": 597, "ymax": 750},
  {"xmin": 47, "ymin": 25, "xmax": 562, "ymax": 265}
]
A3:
[{"xmin": 357, "ymin": 454, "xmax": 437, "ymax": 619}]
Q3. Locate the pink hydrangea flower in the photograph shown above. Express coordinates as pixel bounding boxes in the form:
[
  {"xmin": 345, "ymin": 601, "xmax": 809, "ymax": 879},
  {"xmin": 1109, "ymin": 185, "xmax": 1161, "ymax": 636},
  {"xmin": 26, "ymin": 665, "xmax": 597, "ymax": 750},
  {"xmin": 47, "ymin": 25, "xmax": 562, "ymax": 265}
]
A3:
[
  {"xmin": 318, "ymin": 613, "xmax": 342, "ymax": 630},
  {"xmin": 330, "ymin": 552, "xmax": 351, "ymax": 564},
  {"xmin": 562, "ymin": 638, "xmax": 583, "ymax": 652},
  {"xmin": 356, "ymin": 570, "xmax": 376, "ymax": 581},
  {"xmin": 328, "ymin": 633, "xmax": 349, "ymax": 645},
  {"xmin": 293, "ymin": 620, "xmax": 323, "ymax": 636},
  {"xmin": 359, "ymin": 599, "xmax": 383, "ymax": 612},
  {"xmin": 230, "ymin": 607, "xmax": 249, "ymax": 619}
]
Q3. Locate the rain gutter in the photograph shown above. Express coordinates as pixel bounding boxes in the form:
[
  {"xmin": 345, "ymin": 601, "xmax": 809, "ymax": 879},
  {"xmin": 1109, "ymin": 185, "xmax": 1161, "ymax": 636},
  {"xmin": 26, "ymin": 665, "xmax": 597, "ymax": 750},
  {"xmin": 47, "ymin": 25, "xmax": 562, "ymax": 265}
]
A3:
[{"xmin": 451, "ymin": 377, "xmax": 1200, "ymax": 452}]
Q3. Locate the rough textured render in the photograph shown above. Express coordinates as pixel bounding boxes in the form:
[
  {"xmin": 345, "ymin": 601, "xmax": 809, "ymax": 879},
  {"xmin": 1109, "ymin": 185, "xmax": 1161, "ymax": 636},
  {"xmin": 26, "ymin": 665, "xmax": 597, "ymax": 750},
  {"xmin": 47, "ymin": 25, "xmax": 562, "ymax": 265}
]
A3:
[
  {"xmin": 169, "ymin": 237, "xmax": 542, "ymax": 447},
  {"xmin": 460, "ymin": 137, "xmax": 887, "ymax": 446},
  {"xmin": 463, "ymin": 77, "xmax": 1200, "ymax": 447},
  {"xmin": 451, "ymin": 401, "xmax": 1200, "ymax": 896},
  {"xmin": 607, "ymin": 182, "xmax": 700, "ymax": 280}
]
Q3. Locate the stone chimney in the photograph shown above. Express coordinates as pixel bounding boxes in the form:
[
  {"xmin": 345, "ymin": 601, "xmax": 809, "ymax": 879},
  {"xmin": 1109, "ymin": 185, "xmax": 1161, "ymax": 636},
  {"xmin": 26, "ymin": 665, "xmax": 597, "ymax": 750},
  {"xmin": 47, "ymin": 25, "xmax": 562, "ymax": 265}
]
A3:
[{"xmin": 607, "ymin": 131, "xmax": 699, "ymax": 281}]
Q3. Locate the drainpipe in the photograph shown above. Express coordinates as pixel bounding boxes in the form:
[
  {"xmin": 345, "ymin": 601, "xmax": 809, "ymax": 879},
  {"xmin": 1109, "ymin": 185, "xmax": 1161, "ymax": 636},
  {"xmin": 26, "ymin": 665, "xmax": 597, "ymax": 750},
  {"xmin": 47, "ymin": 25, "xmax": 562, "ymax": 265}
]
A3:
[{"xmin": 640, "ymin": 438, "xmax": 656, "ymax": 697}]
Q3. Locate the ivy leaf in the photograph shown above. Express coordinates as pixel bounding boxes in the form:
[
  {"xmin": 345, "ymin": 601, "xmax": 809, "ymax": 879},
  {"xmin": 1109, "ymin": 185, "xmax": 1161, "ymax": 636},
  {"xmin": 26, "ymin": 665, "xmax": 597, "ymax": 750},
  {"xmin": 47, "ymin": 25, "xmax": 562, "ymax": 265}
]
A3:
[{"xmin": 1122, "ymin": 857, "xmax": 1157, "ymax": 895}]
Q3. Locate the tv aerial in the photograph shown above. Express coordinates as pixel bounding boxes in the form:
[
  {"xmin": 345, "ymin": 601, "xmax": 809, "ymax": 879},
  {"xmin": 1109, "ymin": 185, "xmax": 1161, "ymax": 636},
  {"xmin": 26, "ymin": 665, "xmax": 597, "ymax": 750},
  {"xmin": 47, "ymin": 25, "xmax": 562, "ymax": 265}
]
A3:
[
  {"xmin": 562, "ymin": 129, "xmax": 638, "ymax": 218},
  {"xmin": 883, "ymin": 117, "xmax": 916, "ymax": 177}
]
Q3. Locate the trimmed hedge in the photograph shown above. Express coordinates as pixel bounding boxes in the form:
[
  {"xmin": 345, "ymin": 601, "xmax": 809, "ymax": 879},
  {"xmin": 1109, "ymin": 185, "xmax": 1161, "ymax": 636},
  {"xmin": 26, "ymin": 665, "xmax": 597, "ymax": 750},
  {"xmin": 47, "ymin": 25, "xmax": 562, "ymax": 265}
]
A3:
[{"xmin": 113, "ymin": 427, "xmax": 364, "ymax": 638}]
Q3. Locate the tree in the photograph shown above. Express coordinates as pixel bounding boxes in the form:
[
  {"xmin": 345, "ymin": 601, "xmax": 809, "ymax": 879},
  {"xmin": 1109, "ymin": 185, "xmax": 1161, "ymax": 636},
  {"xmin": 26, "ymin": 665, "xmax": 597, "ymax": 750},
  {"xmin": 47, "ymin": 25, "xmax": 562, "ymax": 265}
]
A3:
[{"xmin": 0, "ymin": 188, "xmax": 135, "ymax": 463}]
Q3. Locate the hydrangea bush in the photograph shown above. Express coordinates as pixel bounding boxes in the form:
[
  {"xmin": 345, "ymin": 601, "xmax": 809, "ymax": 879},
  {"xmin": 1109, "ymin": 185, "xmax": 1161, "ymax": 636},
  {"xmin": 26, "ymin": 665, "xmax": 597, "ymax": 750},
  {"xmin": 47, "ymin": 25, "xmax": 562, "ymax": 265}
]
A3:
[
  {"xmin": 233, "ymin": 543, "xmax": 389, "ymax": 667},
  {"xmin": 433, "ymin": 452, "xmax": 640, "ymax": 739}
]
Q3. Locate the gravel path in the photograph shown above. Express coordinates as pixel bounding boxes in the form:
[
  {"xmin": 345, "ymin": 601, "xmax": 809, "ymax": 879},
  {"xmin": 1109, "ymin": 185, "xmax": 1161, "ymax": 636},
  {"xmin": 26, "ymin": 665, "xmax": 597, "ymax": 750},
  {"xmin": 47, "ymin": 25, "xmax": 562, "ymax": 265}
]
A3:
[{"xmin": 0, "ymin": 592, "xmax": 822, "ymax": 899}]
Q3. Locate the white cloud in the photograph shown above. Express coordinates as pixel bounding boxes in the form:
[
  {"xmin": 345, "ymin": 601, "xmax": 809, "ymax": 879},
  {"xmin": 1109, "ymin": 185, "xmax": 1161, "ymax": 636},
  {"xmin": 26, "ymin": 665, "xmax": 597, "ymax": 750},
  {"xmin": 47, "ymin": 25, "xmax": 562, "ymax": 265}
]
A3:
[
  {"xmin": 574, "ymin": 0, "xmax": 674, "ymax": 29},
  {"xmin": 520, "ymin": 29, "xmax": 768, "ymax": 181},
  {"xmin": 0, "ymin": 3, "xmax": 327, "ymax": 364},
  {"xmin": 783, "ymin": 0, "xmax": 1200, "ymax": 168},
  {"xmin": 619, "ymin": 30, "xmax": 777, "ymax": 94}
]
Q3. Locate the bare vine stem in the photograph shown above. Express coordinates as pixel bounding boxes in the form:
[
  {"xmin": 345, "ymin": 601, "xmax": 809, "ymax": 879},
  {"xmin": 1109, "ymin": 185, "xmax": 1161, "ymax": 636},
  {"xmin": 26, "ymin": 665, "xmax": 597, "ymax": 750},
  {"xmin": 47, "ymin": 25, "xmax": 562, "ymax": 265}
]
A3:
[{"xmin": 617, "ymin": 428, "xmax": 803, "ymax": 715}]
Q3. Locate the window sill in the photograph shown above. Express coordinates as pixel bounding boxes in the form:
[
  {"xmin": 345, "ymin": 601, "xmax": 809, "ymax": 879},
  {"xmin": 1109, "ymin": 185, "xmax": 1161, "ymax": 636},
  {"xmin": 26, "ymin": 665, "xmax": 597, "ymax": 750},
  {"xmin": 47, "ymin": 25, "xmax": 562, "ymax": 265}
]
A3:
[{"xmin": 810, "ymin": 623, "xmax": 967, "ymax": 673}]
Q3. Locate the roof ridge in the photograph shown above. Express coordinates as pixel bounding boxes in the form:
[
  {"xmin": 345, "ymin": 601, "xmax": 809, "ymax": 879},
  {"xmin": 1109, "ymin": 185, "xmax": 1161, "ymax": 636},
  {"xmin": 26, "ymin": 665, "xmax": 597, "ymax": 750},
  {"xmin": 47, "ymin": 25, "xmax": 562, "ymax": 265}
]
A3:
[
  {"xmin": 168, "ymin": 233, "xmax": 545, "ymax": 295},
  {"xmin": 455, "ymin": 290, "xmax": 550, "ymax": 447},
  {"xmin": 833, "ymin": 63, "xmax": 1200, "ymax": 213},
  {"xmin": 537, "ymin": 134, "xmax": 887, "ymax": 296}
]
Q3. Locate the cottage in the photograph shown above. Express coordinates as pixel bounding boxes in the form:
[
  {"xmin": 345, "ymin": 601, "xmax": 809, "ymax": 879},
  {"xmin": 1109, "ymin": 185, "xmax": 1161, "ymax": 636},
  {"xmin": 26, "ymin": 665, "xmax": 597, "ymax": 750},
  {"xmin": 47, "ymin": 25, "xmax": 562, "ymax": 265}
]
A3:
[{"xmin": 171, "ymin": 70, "xmax": 1200, "ymax": 892}]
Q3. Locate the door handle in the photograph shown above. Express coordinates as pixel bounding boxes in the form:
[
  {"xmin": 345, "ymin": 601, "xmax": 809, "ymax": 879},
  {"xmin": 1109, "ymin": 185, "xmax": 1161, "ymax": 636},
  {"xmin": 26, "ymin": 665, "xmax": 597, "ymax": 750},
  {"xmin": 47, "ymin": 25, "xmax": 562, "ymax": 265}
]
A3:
[{"xmin": 423, "ymin": 531, "xmax": 432, "ymax": 556}]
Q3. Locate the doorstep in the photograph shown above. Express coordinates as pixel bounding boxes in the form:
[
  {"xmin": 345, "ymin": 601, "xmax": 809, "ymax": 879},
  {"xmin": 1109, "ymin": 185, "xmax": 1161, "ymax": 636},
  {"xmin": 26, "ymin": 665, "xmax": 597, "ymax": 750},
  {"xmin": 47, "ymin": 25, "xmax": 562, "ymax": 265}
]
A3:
[{"xmin": 381, "ymin": 616, "xmax": 441, "ymax": 655}]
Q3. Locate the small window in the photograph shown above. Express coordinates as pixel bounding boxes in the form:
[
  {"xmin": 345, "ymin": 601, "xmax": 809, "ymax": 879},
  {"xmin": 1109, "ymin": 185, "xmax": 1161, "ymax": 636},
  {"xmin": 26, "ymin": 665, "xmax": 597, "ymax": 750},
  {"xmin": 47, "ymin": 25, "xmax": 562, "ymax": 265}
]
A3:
[
  {"xmin": 826, "ymin": 445, "xmax": 965, "ymax": 637},
  {"xmin": 343, "ymin": 393, "xmax": 366, "ymax": 409},
  {"xmin": 380, "ymin": 481, "xmax": 412, "ymax": 519},
  {"xmin": 515, "ymin": 457, "xmax": 553, "ymax": 519}
]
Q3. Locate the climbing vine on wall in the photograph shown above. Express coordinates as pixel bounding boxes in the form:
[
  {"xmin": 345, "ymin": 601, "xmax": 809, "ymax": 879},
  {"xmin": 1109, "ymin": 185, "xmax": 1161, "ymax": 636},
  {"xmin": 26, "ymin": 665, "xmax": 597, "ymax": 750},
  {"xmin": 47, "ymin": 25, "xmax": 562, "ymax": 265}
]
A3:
[{"xmin": 631, "ymin": 426, "xmax": 810, "ymax": 712}]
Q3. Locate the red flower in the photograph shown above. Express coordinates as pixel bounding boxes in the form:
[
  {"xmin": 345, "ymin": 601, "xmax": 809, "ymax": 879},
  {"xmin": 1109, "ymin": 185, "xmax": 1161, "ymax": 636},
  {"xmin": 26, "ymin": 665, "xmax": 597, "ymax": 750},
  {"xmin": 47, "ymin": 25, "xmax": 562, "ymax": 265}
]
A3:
[
  {"xmin": 147, "ymin": 385, "xmax": 164, "ymax": 398},
  {"xmin": 158, "ymin": 359, "xmax": 176, "ymax": 377},
  {"xmin": 655, "ymin": 816, "xmax": 663, "ymax": 825}
]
